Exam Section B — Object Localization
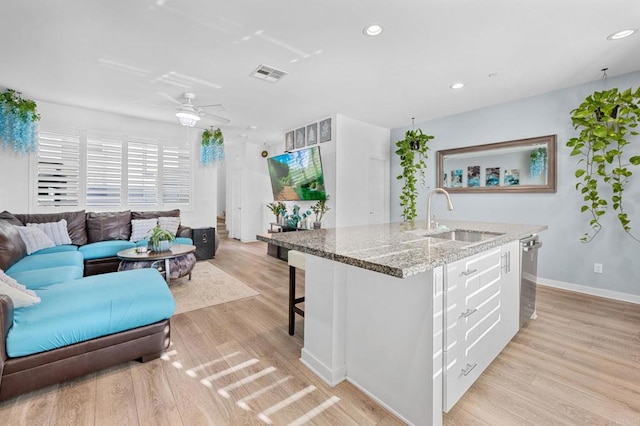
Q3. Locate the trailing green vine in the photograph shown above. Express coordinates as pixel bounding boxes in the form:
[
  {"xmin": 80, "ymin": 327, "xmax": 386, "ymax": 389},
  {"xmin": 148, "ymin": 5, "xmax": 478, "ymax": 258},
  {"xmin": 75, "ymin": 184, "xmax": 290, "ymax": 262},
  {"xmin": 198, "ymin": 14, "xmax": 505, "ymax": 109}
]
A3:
[
  {"xmin": 201, "ymin": 127, "xmax": 224, "ymax": 164},
  {"xmin": 395, "ymin": 127, "xmax": 433, "ymax": 222},
  {"xmin": 566, "ymin": 87, "xmax": 640, "ymax": 242},
  {"xmin": 0, "ymin": 89, "xmax": 41, "ymax": 153}
]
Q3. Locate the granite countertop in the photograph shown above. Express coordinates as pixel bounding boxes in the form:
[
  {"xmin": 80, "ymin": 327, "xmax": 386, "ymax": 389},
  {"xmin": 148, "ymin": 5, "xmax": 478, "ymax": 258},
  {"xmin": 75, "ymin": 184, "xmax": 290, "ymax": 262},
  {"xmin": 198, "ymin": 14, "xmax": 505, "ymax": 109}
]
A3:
[{"xmin": 257, "ymin": 219, "xmax": 547, "ymax": 278}]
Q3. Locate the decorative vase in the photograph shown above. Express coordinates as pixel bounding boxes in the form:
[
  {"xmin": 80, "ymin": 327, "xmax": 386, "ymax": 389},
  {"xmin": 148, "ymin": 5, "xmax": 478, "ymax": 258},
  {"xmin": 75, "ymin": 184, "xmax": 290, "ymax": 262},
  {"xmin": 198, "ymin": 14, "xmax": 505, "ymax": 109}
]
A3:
[
  {"xmin": 151, "ymin": 240, "xmax": 173, "ymax": 252},
  {"xmin": 313, "ymin": 222, "xmax": 322, "ymax": 230}
]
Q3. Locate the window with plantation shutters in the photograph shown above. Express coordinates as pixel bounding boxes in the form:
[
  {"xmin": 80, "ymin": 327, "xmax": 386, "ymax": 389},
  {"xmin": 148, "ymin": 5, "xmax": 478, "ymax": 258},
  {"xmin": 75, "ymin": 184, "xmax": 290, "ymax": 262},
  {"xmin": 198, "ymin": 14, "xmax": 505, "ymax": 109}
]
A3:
[
  {"xmin": 162, "ymin": 145, "xmax": 191, "ymax": 205},
  {"xmin": 86, "ymin": 138, "xmax": 122, "ymax": 207},
  {"xmin": 36, "ymin": 132, "xmax": 80, "ymax": 207},
  {"xmin": 127, "ymin": 142, "xmax": 159, "ymax": 206}
]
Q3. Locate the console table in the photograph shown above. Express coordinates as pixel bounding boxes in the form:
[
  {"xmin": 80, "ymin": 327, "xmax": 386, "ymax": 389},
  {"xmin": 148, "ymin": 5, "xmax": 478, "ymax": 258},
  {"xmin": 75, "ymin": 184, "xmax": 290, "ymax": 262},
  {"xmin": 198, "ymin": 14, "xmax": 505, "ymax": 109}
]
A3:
[{"xmin": 266, "ymin": 223, "xmax": 307, "ymax": 261}]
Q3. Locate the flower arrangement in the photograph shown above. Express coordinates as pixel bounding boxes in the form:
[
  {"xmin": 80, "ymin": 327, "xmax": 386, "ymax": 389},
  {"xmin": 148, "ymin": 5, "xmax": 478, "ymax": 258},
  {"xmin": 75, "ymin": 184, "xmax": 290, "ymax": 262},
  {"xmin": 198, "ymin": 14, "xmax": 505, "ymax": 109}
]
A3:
[
  {"xmin": 201, "ymin": 127, "xmax": 224, "ymax": 165},
  {"xmin": 0, "ymin": 89, "xmax": 41, "ymax": 153}
]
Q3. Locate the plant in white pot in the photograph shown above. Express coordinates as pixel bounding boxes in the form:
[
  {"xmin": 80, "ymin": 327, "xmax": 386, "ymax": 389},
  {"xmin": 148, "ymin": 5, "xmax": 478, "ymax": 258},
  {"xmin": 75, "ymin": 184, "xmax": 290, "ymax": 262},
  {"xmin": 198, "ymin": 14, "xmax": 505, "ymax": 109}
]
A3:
[{"xmin": 147, "ymin": 224, "xmax": 176, "ymax": 252}]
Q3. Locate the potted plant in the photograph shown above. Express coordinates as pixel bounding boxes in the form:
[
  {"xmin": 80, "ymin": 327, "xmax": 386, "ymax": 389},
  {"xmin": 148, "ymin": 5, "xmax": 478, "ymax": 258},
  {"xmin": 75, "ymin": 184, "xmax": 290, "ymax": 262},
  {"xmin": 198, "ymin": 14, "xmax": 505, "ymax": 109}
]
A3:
[
  {"xmin": 201, "ymin": 127, "xmax": 225, "ymax": 165},
  {"xmin": 566, "ymin": 86, "xmax": 640, "ymax": 242},
  {"xmin": 147, "ymin": 224, "xmax": 176, "ymax": 252},
  {"xmin": 311, "ymin": 195, "xmax": 330, "ymax": 229},
  {"xmin": 0, "ymin": 89, "xmax": 41, "ymax": 153},
  {"xmin": 395, "ymin": 126, "xmax": 434, "ymax": 222},
  {"xmin": 266, "ymin": 201, "xmax": 286, "ymax": 223}
]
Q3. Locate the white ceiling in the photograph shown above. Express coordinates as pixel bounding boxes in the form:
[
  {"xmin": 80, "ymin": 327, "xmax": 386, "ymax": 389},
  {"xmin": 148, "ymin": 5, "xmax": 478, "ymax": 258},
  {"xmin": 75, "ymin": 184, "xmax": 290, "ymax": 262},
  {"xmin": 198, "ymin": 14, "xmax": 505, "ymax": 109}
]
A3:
[{"xmin": 1, "ymin": 0, "xmax": 639, "ymax": 145}]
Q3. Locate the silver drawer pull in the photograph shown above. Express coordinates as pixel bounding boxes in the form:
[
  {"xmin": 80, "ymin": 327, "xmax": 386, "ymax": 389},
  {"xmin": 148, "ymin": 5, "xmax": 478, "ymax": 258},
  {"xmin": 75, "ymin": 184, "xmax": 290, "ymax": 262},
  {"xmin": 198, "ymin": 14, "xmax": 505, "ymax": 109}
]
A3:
[
  {"xmin": 461, "ymin": 268, "xmax": 478, "ymax": 276},
  {"xmin": 461, "ymin": 308, "xmax": 477, "ymax": 318},
  {"xmin": 461, "ymin": 363, "xmax": 477, "ymax": 376}
]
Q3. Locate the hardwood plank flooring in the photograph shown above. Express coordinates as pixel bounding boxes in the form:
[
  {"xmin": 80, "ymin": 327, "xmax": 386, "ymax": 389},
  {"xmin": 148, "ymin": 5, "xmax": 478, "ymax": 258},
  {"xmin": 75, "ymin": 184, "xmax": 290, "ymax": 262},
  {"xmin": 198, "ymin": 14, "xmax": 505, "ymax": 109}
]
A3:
[{"xmin": 1, "ymin": 237, "xmax": 639, "ymax": 425}]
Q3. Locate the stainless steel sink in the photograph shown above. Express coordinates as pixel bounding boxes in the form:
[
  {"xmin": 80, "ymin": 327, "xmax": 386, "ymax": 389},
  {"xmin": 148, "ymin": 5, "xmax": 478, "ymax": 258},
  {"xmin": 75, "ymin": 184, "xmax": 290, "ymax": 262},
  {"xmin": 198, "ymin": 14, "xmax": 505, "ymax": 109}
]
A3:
[{"xmin": 429, "ymin": 230, "xmax": 504, "ymax": 243}]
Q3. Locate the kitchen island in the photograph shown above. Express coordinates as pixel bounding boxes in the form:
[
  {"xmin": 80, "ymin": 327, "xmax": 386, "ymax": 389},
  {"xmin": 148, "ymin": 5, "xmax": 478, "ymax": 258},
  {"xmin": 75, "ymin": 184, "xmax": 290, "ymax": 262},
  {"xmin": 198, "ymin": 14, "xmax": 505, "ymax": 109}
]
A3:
[{"xmin": 257, "ymin": 220, "xmax": 546, "ymax": 426}]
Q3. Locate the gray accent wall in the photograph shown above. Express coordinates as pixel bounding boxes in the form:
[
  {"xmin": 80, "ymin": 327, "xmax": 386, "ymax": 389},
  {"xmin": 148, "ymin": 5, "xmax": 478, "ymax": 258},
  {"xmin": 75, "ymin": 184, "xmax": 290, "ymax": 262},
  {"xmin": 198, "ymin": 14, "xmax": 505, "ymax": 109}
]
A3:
[{"xmin": 390, "ymin": 71, "xmax": 640, "ymax": 297}]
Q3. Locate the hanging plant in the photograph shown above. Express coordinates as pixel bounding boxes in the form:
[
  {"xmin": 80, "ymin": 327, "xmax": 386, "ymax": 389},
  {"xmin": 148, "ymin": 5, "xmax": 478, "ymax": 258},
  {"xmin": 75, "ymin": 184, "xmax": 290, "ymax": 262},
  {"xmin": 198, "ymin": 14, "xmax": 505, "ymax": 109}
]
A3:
[
  {"xmin": 395, "ymin": 124, "xmax": 433, "ymax": 222},
  {"xmin": 0, "ymin": 89, "xmax": 41, "ymax": 153},
  {"xmin": 530, "ymin": 147, "xmax": 547, "ymax": 178},
  {"xmin": 200, "ymin": 127, "xmax": 224, "ymax": 165},
  {"xmin": 566, "ymin": 86, "xmax": 640, "ymax": 243}
]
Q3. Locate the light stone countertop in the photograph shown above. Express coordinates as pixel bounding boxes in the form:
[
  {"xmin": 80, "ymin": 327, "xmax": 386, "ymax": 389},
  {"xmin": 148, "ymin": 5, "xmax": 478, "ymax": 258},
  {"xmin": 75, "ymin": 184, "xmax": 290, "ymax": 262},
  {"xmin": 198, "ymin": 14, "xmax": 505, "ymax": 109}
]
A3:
[{"xmin": 257, "ymin": 220, "xmax": 547, "ymax": 278}]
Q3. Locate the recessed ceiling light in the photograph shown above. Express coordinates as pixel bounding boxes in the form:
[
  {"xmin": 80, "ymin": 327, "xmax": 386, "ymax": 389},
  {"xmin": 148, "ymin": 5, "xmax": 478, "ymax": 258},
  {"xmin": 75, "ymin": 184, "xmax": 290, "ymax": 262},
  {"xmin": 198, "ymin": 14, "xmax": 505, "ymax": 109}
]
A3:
[
  {"xmin": 450, "ymin": 82, "xmax": 465, "ymax": 89},
  {"xmin": 607, "ymin": 29, "xmax": 637, "ymax": 40},
  {"xmin": 363, "ymin": 24, "xmax": 384, "ymax": 37}
]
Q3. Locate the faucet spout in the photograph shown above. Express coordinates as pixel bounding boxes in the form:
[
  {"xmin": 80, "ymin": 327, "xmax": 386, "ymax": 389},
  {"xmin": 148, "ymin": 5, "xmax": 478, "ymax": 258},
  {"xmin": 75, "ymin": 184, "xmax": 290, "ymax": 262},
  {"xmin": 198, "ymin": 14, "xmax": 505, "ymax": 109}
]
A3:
[{"xmin": 426, "ymin": 188, "xmax": 454, "ymax": 232}]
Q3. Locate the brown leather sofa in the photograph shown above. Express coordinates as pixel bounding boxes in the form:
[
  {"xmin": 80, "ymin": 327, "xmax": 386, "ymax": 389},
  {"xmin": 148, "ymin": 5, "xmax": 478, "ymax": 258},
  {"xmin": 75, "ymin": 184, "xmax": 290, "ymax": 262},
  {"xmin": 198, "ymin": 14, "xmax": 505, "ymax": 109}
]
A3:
[
  {"xmin": 4, "ymin": 209, "xmax": 192, "ymax": 276},
  {"xmin": 0, "ymin": 295, "xmax": 170, "ymax": 401},
  {"xmin": 0, "ymin": 209, "xmax": 187, "ymax": 400}
]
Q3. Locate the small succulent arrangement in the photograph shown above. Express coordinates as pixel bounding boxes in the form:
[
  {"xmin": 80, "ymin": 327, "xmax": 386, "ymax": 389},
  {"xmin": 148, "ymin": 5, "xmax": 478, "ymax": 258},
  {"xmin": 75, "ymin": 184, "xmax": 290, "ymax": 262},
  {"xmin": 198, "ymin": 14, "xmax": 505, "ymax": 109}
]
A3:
[
  {"xmin": 0, "ymin": 89, "xmax": 41, "ymax": 153},
  {"xmin": 311, "ymin": 195, "xmax": 331, "ymax": 227},
  {"xmin": 147, "ymin": 224, "xmax": 176, "ymax": 252},
  {"xmin": 201, "ymin": 127, "xmax": 225, "ymax": 165},
  {"xmin": 395, "ymin": 126, "xmax": 433, "ymax": 222}
]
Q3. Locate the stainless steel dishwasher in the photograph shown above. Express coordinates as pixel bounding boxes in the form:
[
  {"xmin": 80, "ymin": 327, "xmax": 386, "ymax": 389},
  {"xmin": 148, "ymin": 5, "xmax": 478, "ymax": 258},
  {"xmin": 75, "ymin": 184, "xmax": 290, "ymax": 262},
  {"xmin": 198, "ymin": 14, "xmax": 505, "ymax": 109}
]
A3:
[{"xmin": 520, "ymin": 235, "xmax": 542, "ymax": 328}]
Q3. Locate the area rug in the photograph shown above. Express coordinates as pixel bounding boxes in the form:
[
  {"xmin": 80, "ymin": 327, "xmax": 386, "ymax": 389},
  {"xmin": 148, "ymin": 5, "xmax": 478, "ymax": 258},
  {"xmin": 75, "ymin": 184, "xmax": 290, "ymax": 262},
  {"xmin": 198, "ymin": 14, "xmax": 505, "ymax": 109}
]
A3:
[{"xmin": 169, "ymin": 261, "xmax": 259, "ymax": 315}]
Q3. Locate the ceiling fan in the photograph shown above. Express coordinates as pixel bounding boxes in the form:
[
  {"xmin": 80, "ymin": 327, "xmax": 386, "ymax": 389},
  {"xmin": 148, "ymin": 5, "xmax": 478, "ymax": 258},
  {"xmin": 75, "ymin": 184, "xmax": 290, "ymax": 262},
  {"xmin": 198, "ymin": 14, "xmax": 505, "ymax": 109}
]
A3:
[{"xmin": 157, "ymin": 92, "xmax": 230, "ymax": 127}]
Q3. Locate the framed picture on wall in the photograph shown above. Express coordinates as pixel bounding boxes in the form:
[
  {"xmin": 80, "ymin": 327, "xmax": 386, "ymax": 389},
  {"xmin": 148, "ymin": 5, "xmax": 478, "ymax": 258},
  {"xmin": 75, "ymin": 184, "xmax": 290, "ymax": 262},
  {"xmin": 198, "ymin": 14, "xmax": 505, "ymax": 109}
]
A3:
[
  {"xmin": 295, "ymin": 127, "xmax": 305, "ymax": 148},
  {"xmin": 306, "ymin": 123, "xmax": 318, "ymax": 145},
  {"xmin": 319, "ymin": 118, "xmax": 332, "ymax": 142},
  {"xmin": 285, "ymin": 131, "xmax": 294, "ymax": 151}
]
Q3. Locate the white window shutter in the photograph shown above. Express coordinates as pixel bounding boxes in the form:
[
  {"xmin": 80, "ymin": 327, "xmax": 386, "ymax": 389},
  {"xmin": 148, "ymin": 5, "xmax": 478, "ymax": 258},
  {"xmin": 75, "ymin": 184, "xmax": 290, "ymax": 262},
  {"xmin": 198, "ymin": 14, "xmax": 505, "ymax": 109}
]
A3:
[
  {"xmin": 36, "ymin": 133, "xmax": 80, "ymax": 207},
  {"xmin": 86, "ymin": 138, "xmax": 122, "ymax": 207},
  {"xmin": 128, "ymin": 142, "xmax": 159, "ymax": 206},
  {"xmin": 162, "ymin": 145, "xmax": 191, "ymax": 205}
]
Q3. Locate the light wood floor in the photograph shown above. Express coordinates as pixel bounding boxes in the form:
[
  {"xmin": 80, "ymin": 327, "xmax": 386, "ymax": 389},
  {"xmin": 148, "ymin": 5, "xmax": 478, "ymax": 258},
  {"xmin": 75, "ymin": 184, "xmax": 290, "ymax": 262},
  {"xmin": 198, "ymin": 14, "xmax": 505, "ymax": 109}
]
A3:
[{"xmin": 1, "ymin": 238, "xmax": 639, "ymax": 425}]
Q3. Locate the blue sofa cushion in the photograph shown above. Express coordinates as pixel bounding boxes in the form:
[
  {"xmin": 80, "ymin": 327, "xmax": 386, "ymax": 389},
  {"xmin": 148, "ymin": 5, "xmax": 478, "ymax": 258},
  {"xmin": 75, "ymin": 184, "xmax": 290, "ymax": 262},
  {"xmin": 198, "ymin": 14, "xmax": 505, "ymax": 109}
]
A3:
[
  {"xmin": 79, "ymin": 240, "xmax": 136, "ymax": 260},
  {"xmin": 7, "ymin": 266, "xmax": 84, "ymax": 290},
  {"xmin": 31, "ymin": 244, "xmax": 79, "ymax": 255},
  {"xmin": 6, "ymin": 251, "xmax": 84, "ymax": 274},
  {"xmin": 134, "ymin": 237, "xmax": 193, "ymax": 247},
  {"xmin": 6, "ymin": 268, "xmax": 176, "ymax": 357}
]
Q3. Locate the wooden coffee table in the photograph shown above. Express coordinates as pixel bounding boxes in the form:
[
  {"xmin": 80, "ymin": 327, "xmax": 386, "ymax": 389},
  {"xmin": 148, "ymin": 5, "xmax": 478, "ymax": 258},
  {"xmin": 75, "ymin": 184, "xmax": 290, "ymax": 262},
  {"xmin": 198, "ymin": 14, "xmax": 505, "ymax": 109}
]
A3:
[{"xmin": 117, "ymin": 244, "xmax": 197, "ymax": 283}]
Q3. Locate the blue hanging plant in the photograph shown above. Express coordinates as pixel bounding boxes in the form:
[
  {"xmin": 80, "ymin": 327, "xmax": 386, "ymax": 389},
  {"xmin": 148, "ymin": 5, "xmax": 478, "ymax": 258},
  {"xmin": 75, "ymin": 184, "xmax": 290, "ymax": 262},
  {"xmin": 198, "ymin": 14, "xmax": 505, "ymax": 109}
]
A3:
[
  {"xmin": 200, "ymin": 127, "xmax": 224, "ymax": 165},
  {"xmin": 0, "ymin": 89, "xmax": 40, "ymax": 154},
  {"xmin": 530, "ymin": 147, "xmax": 547, "ymax": 178}
]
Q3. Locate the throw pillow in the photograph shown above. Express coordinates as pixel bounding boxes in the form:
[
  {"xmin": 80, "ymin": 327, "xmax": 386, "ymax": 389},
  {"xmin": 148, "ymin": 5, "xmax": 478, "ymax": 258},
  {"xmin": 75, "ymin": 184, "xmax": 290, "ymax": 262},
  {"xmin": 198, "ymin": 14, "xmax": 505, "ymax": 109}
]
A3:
[
  {"xmin": 86, "ymin": 211, "xmax": 132, "ymax": 242},
  {"xmin": 16, "ymin": 226, "xmax": 56, "ymax": 255},
  {"xmin": 0, "ymin": 269, "xmax": 40, "ymax": 308},
  {"xmin": 27, "ymin": 219, "xmax": 73, "ymax": 246},
  {"xmin": 158, "ymin": 216, "xmax": 180, "ymax": 236},
  {"xmin": 130, "ymin": 218, "xmax": 158, "ymax": 242}
]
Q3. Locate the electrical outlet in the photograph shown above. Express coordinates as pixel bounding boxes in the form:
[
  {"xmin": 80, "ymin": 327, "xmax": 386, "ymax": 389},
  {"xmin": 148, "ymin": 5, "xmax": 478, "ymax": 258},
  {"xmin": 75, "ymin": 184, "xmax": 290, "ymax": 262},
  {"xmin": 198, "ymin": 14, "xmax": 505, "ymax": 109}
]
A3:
[{"xmin": 594, "ymin": 263, "xmax": 603, "ymax": 274}]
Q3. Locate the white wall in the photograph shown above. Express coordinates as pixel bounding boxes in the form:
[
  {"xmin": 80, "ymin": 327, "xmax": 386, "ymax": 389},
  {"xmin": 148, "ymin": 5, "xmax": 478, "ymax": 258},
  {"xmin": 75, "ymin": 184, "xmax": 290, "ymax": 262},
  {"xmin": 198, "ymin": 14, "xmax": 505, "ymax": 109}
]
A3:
[
  {"xmin": 390, "ymin": 71, "xmax": 640, "ymax": 298},
  {"xmin": 335, "ymin": 114, "xmax": 390, "ymax": 227},
  {"xmin": 0, "ymin": 101, "xmax": 217, "ymax": 228}
]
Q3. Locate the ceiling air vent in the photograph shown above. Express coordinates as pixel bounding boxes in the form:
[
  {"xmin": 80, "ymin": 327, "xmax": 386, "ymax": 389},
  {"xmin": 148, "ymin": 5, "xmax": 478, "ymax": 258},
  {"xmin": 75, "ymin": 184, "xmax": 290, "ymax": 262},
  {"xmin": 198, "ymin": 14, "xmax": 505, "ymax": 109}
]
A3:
[{"xmin": 250, "ymin": 64, "xmax": 288, "ymax": 83}]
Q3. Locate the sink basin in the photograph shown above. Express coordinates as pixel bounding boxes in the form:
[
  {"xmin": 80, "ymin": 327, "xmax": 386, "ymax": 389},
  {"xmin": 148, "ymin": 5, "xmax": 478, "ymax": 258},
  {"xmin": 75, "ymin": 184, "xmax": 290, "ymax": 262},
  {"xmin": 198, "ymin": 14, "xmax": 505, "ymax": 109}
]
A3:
[{"xmin": 430, "ymin": 230, "xmax": 504, "ymax": 243}]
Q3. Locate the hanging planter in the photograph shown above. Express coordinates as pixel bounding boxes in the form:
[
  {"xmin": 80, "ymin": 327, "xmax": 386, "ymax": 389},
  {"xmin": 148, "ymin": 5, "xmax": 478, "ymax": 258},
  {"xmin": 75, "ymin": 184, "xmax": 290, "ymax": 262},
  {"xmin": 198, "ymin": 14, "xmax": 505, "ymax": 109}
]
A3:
[
  {"xmin": 0, "ymin": 89, "xmax": 41, "ymax": 153},
  {"xmin": 200, "ymin": 127, "xmax": 224, "ymax": 165},
  {"xmin": 530, "ymin": 147, "xmax": 547, "ymax": 178},
  {"xmin": 395, "ymin": 120, "xmax": 434, "ymax": 222},
  {"xmin": 566, "ymin": 86, "xmax": 640, "ymax": 243}
]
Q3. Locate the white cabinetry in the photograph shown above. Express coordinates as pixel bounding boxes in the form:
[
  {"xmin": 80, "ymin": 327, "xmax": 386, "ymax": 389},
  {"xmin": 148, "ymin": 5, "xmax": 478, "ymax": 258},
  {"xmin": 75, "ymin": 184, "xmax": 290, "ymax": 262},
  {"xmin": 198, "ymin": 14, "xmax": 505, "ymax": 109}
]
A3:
[{"xmin": 442, "ymin": 241, "xmax": 520, "ymax": 411}]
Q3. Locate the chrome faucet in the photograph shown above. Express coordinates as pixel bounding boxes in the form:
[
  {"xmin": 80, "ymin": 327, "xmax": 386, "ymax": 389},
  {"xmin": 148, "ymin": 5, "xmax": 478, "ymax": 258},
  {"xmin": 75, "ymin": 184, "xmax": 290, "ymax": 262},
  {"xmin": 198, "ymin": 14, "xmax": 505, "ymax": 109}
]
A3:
[{"xmin": 426, "ymin": 188, "xmax": 454, "ymax": 232}]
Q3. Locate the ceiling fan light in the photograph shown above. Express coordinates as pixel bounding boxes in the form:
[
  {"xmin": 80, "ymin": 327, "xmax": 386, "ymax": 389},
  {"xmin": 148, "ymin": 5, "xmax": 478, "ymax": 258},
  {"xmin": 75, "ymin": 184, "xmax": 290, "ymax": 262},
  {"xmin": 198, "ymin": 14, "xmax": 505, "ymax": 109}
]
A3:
[{"xmin": 176, "ymin": 111, "xmax": 201, "ymax": 127}]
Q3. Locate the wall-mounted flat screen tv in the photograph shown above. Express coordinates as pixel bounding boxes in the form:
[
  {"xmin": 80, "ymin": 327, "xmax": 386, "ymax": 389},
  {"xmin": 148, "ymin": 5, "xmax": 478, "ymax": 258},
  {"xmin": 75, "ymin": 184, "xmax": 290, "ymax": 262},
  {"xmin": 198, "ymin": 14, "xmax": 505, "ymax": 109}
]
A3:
[{"xmin": 267, "ymin": 146, "xmax": 326, "ymax": 201}]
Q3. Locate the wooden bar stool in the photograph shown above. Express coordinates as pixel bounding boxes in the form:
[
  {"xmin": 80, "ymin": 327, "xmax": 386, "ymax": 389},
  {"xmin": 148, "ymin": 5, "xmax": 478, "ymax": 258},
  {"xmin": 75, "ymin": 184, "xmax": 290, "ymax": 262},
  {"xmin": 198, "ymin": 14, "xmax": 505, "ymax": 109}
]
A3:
[{"xmin": 288, "ymin": 250, "xmax": 305, "ymax": 335}]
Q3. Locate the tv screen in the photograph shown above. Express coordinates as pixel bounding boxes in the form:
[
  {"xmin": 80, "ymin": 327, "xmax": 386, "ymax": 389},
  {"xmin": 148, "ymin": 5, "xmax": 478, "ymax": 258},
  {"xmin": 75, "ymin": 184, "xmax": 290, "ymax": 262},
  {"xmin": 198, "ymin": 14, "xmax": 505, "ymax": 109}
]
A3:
[{"xmin": 267, "ymin": 146, "xmax": 326, "ymax": 201}]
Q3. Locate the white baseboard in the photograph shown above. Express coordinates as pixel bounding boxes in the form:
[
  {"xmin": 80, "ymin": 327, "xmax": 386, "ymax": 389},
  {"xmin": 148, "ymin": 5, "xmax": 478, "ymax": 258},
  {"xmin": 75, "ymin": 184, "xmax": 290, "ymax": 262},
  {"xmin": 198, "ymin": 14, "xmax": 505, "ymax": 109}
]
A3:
[
  {"xmin": 300, "ymin": 349, "xmax": 346, "ymax": 387},
  {"xmin": 537, "ymin": 277, "xmax": 640, "ymax": 305},
  {"xmin": 345, "ymin": 377, "xmax": 416, "ymax": 426}
]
